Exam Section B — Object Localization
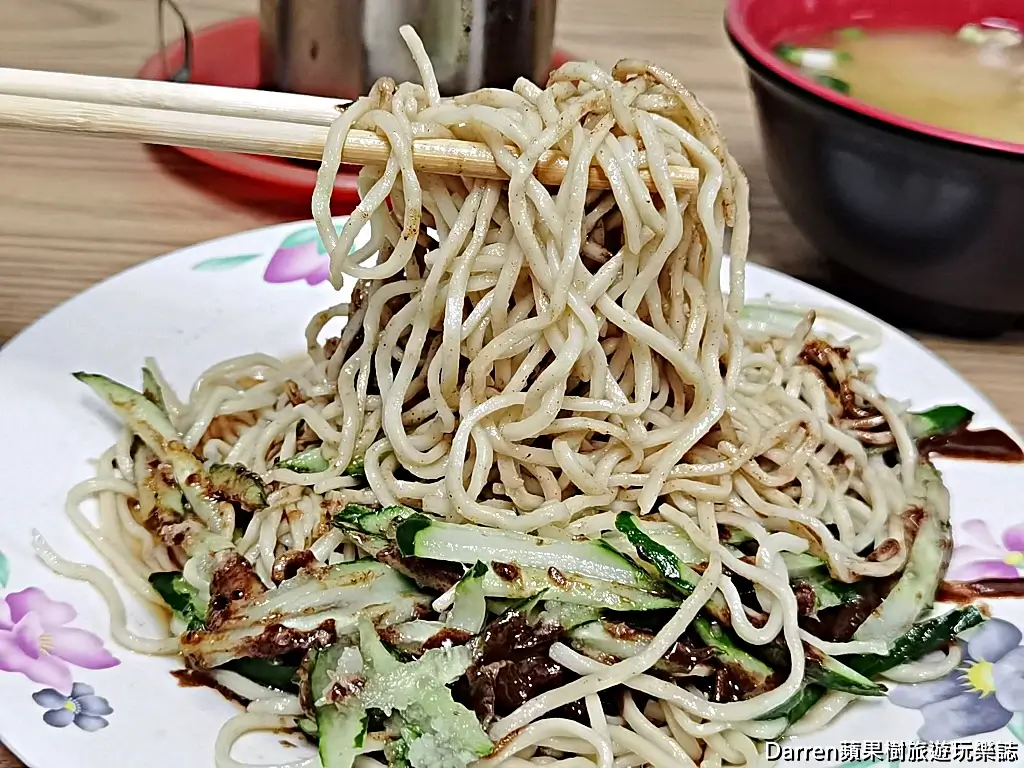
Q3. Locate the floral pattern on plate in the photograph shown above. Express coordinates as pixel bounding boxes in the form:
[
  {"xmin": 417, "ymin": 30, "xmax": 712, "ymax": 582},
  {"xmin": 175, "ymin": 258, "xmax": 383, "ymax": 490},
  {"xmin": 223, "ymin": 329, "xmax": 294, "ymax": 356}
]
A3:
[
  {"xmin": 890, "ymin": 618, "xmax": 1024, "ymax": 740},
  {"xmin": 33, "ymin": 683, "xmax": 113, "ymax": 731},
  {"xmin": 0, "ymin": 552, "xmax": 118, "ymax": 735},
  {"xmin": 947, "ymin": 518, "xmax": 1024, "ymax": 581},
  {"xmin": 0, "ymin": 588, "xmax": 120, "ymax": 694},
  {"xmin": 192, "ymin": 223, "xmax": 347, "ymax": 285}
]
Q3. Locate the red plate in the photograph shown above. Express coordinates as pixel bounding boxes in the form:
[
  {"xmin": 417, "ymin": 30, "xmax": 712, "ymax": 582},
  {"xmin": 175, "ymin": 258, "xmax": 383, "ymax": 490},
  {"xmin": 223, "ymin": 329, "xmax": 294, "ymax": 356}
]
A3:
[{"xmin": 138, "ymin": 16, "xmax": 573, "ymax": 208}]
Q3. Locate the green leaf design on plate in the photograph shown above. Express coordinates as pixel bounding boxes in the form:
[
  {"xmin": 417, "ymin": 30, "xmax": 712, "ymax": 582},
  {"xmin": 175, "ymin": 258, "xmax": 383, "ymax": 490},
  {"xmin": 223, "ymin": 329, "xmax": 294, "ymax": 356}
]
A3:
[
  {"xmin": 278, "ymin": 226, "xmax": 322, "ymax": 250},
  {"xmin": 275, "ymin": 223, "xmax": 347, "ymax": 256},
  {"xmin": 0, "ymin": 549, "xmax": 9, "ymax": 588},
  {"xmin": 1008, "ymin": 712, "xmax": 1024, "ymax": 742},
  {"xmin": 192, "ymin": 253, "xmax": 262, "ymax": 271},
  {"xmin": 316, "ymin": 222, "xmax": 348, "ymax": 255}
]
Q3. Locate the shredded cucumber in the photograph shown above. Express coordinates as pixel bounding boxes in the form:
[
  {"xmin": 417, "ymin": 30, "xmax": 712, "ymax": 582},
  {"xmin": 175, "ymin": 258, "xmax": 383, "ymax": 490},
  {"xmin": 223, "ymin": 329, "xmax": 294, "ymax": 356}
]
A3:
[
  {"xmin": 447, "ymin": 562, "xmax": 488, "ymax": 634},
  {"xmin": 277, "ymin": 446, "xmax": 331, "ymax": 473},
  {"xmin": 396, "ymin": 515, "xmax": 655, "ymax": 588},
  {"xmin": 906, "ymin": 405, "xmax": 973, "ymax": 440},
  {"xmin": 310, "ymin": 643, "xmax": 367, "ymax": 768},
  {"xmin": 479, "ymin": 563, "xmax": 676, "ymax": 611},
  {"xmin": 854, "ymin": 462, "xmax": 951, "ymax": 642},
  {"xmin": 75, "ymin": 372, "xmax": 229, "ymax": 533}
]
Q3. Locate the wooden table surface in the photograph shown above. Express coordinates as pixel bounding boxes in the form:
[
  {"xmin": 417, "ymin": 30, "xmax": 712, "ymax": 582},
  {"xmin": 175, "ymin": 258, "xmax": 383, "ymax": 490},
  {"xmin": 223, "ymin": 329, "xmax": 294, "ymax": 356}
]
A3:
[{"xmin": 0, "ymin": 0, "xmax": 1022, "ymax": 765}]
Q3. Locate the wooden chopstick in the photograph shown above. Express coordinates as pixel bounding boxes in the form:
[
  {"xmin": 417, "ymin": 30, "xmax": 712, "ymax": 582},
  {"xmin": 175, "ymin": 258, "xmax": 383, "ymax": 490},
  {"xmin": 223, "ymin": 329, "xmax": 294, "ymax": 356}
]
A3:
[
  {"xmin": 0, "ymin": 68, "xmax": 700, "ymax": 193},
  {"xmin": 0, "ymin": 67, "xmax": 344, "ymax": 126}
]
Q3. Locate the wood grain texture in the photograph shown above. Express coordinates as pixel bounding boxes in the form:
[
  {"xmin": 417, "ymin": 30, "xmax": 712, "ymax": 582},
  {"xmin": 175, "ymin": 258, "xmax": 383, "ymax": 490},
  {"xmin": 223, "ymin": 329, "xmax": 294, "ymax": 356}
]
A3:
[{"xmin": 0, "ymin": 1, "xmax": 1022, "ymax": 765}]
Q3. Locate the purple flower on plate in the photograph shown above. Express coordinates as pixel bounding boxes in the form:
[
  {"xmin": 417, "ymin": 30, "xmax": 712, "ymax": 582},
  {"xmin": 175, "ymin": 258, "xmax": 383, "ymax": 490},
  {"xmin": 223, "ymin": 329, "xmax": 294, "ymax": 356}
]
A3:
[
  {"xmin": 33, "ymin": 682, "xmax": 113, "ymax": 731},
  {"xmin": 0, "ymin": 588, "xmax": 119, "ymax": 694},
  {"xmin": 263, "ymin": 226, "xmax": 332, "ymax": 285},
  {"xmin": 947, "ymin": 519, "xmax": 1024, "ymax": 581},
  {"xmin": 889, "ymin": 618, "xmax": 1024, "ymax": 740}
]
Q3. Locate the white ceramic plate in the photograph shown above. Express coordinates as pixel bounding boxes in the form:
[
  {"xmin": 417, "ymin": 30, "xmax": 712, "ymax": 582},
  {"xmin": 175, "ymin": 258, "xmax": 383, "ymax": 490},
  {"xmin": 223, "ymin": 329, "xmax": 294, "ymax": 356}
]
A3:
[{"xmin": 1, "ymin": 220, "xmax": 1022, "ymax": 768}]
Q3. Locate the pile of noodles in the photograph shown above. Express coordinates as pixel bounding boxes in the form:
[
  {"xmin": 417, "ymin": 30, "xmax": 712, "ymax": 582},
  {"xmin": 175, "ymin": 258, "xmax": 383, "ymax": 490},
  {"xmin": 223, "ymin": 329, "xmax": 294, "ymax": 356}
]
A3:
[{"xmin": 35, "ymin": 25, "xmax": 948, "ymax": 768}]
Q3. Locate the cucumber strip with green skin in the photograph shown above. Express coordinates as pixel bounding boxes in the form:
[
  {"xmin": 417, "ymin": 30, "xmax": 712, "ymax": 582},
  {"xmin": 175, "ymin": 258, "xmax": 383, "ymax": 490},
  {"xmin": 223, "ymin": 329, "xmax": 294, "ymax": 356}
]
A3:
[
  {"xmin": 396, "ymin": 514, "xmax": 655, "ymax": 588},
  {"xmin": 345, "ymin": 531, "xmax": 391, "ymax": 558},
  {"xmin": 133, "ymin": 446, "xmax": 233, "ymax": 560},
  {"xmin": 345, "ymin": 455, "xmax": 365, "ymax": 478},
  {"xmin": 603, "ymin": 524, "xmax": 706, "ymax": 566},
  {"xmin": 238, "ymin": 561, "xmax": 419, "ymax": 622},
  {"xmin": 854, "ymin": 462, "xmax": 951, "ymax": 642},
  {"xmin": 756, "ymin": 637, "xmax": 884, "ymax": 697},
  {"xmin": 310, "ymin": 643, "xmax": 367, "ymax": 768},
  {"xmin": 614, "ymin": 514, "xmax": 872, "ymax": 696},
  {"xmin": 317, "ymin": 705, "xmax": 367, "ymax": 768},
  {"xmin": 141, "ymin": 366, "xmax": 166, "ymax": 411},
  {"xmin": 149, "ymin": 571, "xmax": 206, "ymax": 631},
  {"xmin": 694, "ymin": 618, "xmax": 774, "ymax": 689},
  {"xmin": 758, "ymin": 683, "xmax": 825, "ymax": 722},
  {"xmin": 76, "ymin": 372, "xmax": 179, "ymax": 444},
  {"xmin": 277, "ymin": 447, "xmax": 331, "ymax": 473},
  {"xmin": 906, "ymin": 405, "xmax": 974, "ymax": 439},
  {"xmin": 447, "ymin": 562, "xmax": 489, "ymax": 634},
  {"xmin": 207, "ymin": 463, "xmax": 268, "ymax": 512},
  {"xmin": 780, "ymin": 552, "xmax": 826, "ymax": 579},
  {"xmin": 221, "ymin": 657, "xmax": 299, "ymax": 692},
  {"xmin": 481, "ymin": 564, "xmax": 677, "ymax": 611},
  {"xmin": 344, "ymin": 528, "xmax": 675, "ymax": 610},
  {"xmin": 74, "ymin": 372, "xmax": 229, "ymax": 534},
  {"xmin": 499, "ymin": 590, "xmax": 549, "ymax": 622},
  {"xmin": 357, "ymin": 619, "xmax": 493, "ymax": 764},
  {"xmin": 181, "ymin": 562, "xmax": 432, "ymax": 667},
  {"xmin": 377, "ymin": 620, "xmax": 448, "ymax": 655},
  {"xmin": 614, "ymin": 514, "xmax": 699, "ymax": 588},
  {"xmin": 276, "ymin": 448, "xmax": 365, "ymax": 477},
  {"xmin": 737, "ymin": 304, "xmax": 809, "ymax": 339},
  {"xmin": 763, "ymin": 607, "xmax": 985, "ymax": 724},
  {"xmin": 569, "ymin": 620, "xmax": 714, "ymax": 676},
  {"xmin": 848, "ymin": 605, "xmax": 984, "ymax": 679},
  {"xmin": 614, "ymin": 513, "xmax": 730, "ymax": 621},
  {"xmin": 796, "ymin": 570, "xmax": 861, "ymax": 613},
  {"xmin": 809, "ymin": 653, "xmax": 884, "ymax": 696},
  {"xmin": 722, "ymin": 527, "xmax": 754, "ymax": 546},
  {"xmin": 132, "ymin": 442, "xmax": 187, "ymax": 524},
  {"xmin": 183, "ymin": 592, "xmax": 430, "ymax": 669},
  {"xmin": 541, "ymin": 602, "xmax": 602, "ymax": 630},
  {"xmin": 335, "ymin": 504, "xmax": 419, "ymax": 537}
]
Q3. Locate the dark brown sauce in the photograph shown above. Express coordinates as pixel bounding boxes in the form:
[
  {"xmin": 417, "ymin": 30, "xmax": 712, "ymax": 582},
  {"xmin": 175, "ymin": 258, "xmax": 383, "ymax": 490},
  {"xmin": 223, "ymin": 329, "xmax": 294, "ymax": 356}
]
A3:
[
  {"xmin": 171, "ymin": 669, "xmax": 247, "ymax": 707},
  {"xmin": 492, "ymin": 561, "xmax": 521, "ymax": 582},
  {"xmin": 422, "ymin": 627, "xmax": 474, "ymax": 651},
  {"xmin": 800, "ymin": 574, "xmax": 898, "ymax": 642},
  {"xmin": 938, "ymin": 578, "xmax": 1024, "ymax": 603},
  {"xmin": 712, "ymin": 668, "xmax": 746, "ymax": 703},
  {"xmin": 918, "ymin": 426, "xmax": 1024, "ymax": 462}
]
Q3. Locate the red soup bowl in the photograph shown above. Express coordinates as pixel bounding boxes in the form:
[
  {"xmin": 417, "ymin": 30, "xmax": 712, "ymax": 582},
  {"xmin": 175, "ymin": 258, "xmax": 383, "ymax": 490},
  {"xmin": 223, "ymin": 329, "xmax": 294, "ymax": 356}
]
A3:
[{"xmin": 726, "ymin": 0, "xmax": 1024, "ymax": 335}]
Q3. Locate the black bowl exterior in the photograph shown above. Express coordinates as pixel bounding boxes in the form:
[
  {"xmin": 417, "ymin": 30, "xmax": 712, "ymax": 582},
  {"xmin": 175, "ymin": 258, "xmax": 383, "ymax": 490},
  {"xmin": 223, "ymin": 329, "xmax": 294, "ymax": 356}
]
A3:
[{"xmin": 733, "ymin": 46, "xmax": 1024, "ymax": 318}]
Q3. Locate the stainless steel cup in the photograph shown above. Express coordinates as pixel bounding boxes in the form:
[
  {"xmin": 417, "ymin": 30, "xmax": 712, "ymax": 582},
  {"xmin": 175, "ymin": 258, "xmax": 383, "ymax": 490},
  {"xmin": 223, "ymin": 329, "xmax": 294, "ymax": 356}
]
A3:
[{"xmin": 260, "ymin": 0, "xmax": 558, "ymax": 99}]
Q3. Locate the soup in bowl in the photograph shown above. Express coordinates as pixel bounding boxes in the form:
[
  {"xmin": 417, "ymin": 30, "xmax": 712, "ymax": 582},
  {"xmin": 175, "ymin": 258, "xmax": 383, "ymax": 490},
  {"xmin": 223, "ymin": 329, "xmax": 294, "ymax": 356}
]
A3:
[
  {"xmin": 777, "ymin": 23, "xmax": 1024, "ymax": 146},
  {"xmin": 726, "ymin": 0, "xmax": 1024, "ymax": 335}
]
